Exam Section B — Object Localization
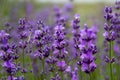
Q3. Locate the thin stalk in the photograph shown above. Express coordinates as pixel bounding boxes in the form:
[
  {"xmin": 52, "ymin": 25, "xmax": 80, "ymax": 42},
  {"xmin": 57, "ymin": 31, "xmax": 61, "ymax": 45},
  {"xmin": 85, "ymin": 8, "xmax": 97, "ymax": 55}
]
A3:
[
  {"xmin": 118, "ymin": 64, "xmax": 120, "ymax": 80},
  {"xmin": 15, "ymin": 59, "xmax": 18, "ymax": 76},
  {"xmin": 109, "ymin": 41, "xmax": 113, "ymax": 80},
  {"xmin": 89, "ymin": 73, "xmax": 92, "ymax": 80},
  {"xmin": 116, "ymin": 64, "xmax": 119, "ymax": 80},
  {"xmin": 117, "ymin": 44, "xmax": 120, "ymax": 80},
  {"xmin": 52, "ymin": 64, "xmax": 56, "ymax": 77},
  {"xmin": 60, "ymin": 71, "xmax": 64, "ymax": 80},
  {"xmin": 59, "ymin": 50, "xmax": 64, "ymax": 80},
  {"xmin": 22, "ymin": 48, "xmax": 25, "ymax": 68},
  {"xmin": 42, "ymin": 58, "xmax": 45, "ymax": 80},
  {"xmin": 78, "ymin": 66, "xmax": 82, "ymax": 80},
  {"xmin": 22, "ymin": 48, "xmax": 26, "ymax": 79}
]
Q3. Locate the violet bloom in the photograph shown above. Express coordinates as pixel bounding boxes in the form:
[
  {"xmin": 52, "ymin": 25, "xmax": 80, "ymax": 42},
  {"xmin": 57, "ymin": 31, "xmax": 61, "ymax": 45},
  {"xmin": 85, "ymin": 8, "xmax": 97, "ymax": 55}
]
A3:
[
  {"xmin": 2, "ymin": 61, "xmax": 16, "ymax": 75},
  {"xmin": 0, "ymin": 30, "xmax": 20, "ymax": 79},
  {"xmin": 103, "ymin": 6, "xmax": 117, "ymax": 80},
  {"xmin": 103, "ymin": 6, "xmax": 116, "ymax": 63},
  {"xmin": 57, "ymin": 60, "xmax": 66, "ymax": 71},
  {"xmin": 0, "ymin": 30, "xmax": 9, "ymax": 44},
  {"xmin": 79, "ymin": 24, "xmax": 97, "ymax": 73},
  {"xmin": 115, "ymin": 1, "xmax": 120, "ymax": 10},
  {"xmin": 32, "ymin": 20, "xmax": 53, "ymax": 79},
  {"xmin": 72, "ymin": 14, "xmax": 81, "ymax": 57},
  {"xmin": 53, "ymin": 19, "xmax": 68, "ymax": 80},
  {"xmin": 65, "ymin": 66, "xmax": 72, "ymax": 73},
  {"xmin": 54, "ymin": 5, "xmax": 62, "ymax": 24},
  {"xmin": 112, "ymin": 1, "xmax": 120, "ymax": 59},
  {"xmin": 53, "ymin": 24, "xmax": 68, "ymax": 59},
  {"xmin": 33, "ymin": 21, "xmax": 52, "ymax": 58},
  {"xmin": 103, "ymin": 7, "xmax": 116, "ymax": 42}
]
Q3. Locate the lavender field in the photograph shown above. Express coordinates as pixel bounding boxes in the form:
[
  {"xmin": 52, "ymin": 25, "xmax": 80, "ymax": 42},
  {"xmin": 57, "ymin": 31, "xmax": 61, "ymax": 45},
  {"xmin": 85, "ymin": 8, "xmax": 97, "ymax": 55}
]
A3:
[{"xmin": 0, "ymin": 0, "xmax": 120, "ymax": 80}]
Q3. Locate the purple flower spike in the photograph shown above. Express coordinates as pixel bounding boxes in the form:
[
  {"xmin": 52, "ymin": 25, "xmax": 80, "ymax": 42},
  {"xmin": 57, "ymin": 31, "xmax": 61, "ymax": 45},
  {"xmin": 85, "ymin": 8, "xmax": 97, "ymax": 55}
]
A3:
[{"xmin": 80, "ymin": 24, "xmax": 98, "ymax": 74}]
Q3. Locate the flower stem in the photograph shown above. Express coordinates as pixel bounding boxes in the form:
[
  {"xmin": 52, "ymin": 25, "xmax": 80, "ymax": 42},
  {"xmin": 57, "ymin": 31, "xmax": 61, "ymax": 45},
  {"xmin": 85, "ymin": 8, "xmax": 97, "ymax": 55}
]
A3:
[
  {"xmin": 89, "ymin": 73, "xmax": 92, "ymax": 80},
  {"xmin": 22, "ymin": 48, "xmax": 25, "ymax": 79},
  {"xmin": 22, "ymin": 48, "xmax": 25, "ymax": 68},
  {"xmin": 78, "ymin": 66, "xmax": 82, "ymax": 80},
  {"xmin": 109, "ymin": 41, "xmax": 113, "ymax": 80},
  {"xmin": 42, "ymin": 58, "xmax": 45, "ymax": 80},
  {"xmin": 60, "ymin": 71, "xmax": 64, "ymax": 80}
]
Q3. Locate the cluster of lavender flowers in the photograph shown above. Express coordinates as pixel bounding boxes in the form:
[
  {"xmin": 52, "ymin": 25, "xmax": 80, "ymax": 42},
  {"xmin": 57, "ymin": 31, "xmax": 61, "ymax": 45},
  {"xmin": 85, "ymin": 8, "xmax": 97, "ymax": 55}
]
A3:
[
  {"xmin": 0, "ymin": 30, "xmax": 23, "ymax": 80},
  {"xmin": 1, "ymin": 1, "xmax": 120, "ymax": 80},
  {"xmin": 79, "ymin": 24, "xmax": 97, "ymax": 74},
  {"xmin": 103, "ymin": 1, "xmax": 120, "ymax": 80}
]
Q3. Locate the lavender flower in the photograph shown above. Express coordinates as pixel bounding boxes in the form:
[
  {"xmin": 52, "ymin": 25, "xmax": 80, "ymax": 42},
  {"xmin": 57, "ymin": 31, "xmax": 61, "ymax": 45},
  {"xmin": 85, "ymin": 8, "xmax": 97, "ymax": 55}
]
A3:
[
  {"xmin": 103, "ymin": 6, "xmax": 116, "ymax": 80},
  {"xmin": 0, "ymin": 30, "xmax": 22, "ymax": 80},
  {"xmin": 72, "ymin": 14, "xmax": 81, "ymax": 57},
  {"xmin": 53, "ymin": 25, "xmax": 68, "ymax": 59},
  {"xmin": 79, "ymin": 24, "xmax": 97, "ymax": 74},
  {"xmin": 53, "ymin": 19, "xmax": 68, "ymax": 80}
]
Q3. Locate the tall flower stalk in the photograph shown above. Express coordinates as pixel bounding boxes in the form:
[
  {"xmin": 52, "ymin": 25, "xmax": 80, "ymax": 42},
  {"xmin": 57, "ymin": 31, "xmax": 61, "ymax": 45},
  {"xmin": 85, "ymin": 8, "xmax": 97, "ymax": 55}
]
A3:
[
  {"xmin": 103, "ymin": 6, "xmax": 116, "ymax": 80},
  {"xmin": 72, "ymin": 14, "xmax": 81, "ymax": 80},
  {"xmin": 53, "ymin": 23, "xmax": 68, "ymax": 80},
  {"xmin": 18, "ymin": 18, "xmax": 29, "ymax": 79}
]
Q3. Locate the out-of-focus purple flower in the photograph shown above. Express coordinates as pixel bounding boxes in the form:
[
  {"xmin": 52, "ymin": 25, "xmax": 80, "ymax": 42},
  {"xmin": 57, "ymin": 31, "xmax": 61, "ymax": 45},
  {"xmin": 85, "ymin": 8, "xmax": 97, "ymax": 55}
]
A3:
[
  {"xmin": 72, "ymin": 67, "xmax": 78, "ymax": 80},
  {"xmin": 0, "ymin": 30, "xmax": 9, "ymax": 44},
  {"xmin": 2, "ymin": 61, "xmax": 15, "ymax": 68},
  {"xmin": 0, "ymin": 50, "xmax": 5, "ymax": 58},
  {"xmin": 81, "ymin": 63, "xmax": 89, "ymax": 73},
  {"xmin": 7, "ymin": 76, "xmax": 16, "ymax": 80},
  {"xmin": 46, "ymin": 56, "xmax": 57, "ymax": 64},
  {"xmin": 54, "ymin": 5, "xmax": 62, "ymax": 24},
  {"xmin": 114, "ymin": 44, "xmax": 120, "ymax": 56},
  {"xmin": 89, "ymin": 61, "xmax": 97, "ymax": 72},
  {"xmin": 65, "ymin": 66, "xmax": 71, "ymax": 73},
  {"xmin": 34, "ymin": 30, "xmax": 42, "ymax": 40},
  {"xmin": 2, "ymin": 61, "xmax": 16, "ymax": 75},
  {"xmin": 57, "ymin": 60, "xmax": 66, "ymax": 71},
  {"xmin": 115, "ymin": 1, "xmax": 120, "ymax": 10},
  {"xmin": 64, "ymin": 3, "xmax": 73, "ymax": 12}
]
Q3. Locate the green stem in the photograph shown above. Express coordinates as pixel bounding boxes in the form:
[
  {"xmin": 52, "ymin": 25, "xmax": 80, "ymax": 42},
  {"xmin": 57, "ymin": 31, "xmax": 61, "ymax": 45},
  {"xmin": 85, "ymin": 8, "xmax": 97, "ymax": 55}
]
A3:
[
  {"xmin": 89, "ymin": 73, "xmax": 92, "ymax": 80},
  {"xmin": 78, "ymin": 66, "xmax": 82, "ymax": 80},
  {"xmin": 60, "ymin": 71, "xmax": 64, "ymax": 80},
  {"xmin": 116, "ymin": 64, "xmax": 119, "ymax": 80},
  {"xmin": 42, "ymin": 58, "xmax": 45, "ymax": 80},
  {"xmin": 22, "ymin": 48, "xmax": 25, "ymax": 68},
  {"xmin": 109, "ymin": 41, "xmax": 113, "ymax": 80},
  {"xmin": 52, "ymin": 64, "xmax": 55, "ymax": 77},
  {"xmin": 118, "ymin": 64, "xmax": 120, "ymax": 80},
  {"xmin": 22, "ymin": 48, "xmax": 26, "ymax": 79}
]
